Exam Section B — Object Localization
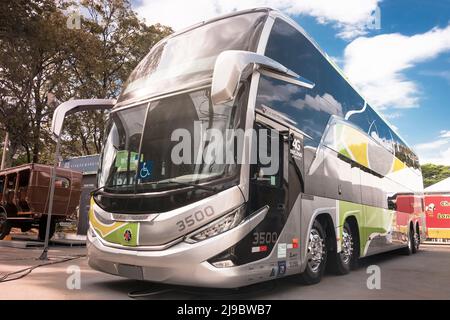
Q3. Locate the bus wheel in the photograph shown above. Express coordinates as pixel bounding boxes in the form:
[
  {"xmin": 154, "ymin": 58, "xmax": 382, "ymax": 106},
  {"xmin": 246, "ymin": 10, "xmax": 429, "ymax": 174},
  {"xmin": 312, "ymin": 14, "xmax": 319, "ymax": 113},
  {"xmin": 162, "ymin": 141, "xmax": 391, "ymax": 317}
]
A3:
[
  {"xmin": 412, "ymin": 224, "xmax": 420, "ymax": 254},
  {"xmin": 298, "ymin": 220, "xmax": 327, "ymax": 285},
  {"xmin": 0, "ymin": 212, "xmax": 11, "ymax": 240},
  {"xmin": 329, "ymin": 221, "xmax": 355, "ymax": 275},
  {"xmin": 401, "ymin": 226, "xmax": 414, "ymax": 256}
]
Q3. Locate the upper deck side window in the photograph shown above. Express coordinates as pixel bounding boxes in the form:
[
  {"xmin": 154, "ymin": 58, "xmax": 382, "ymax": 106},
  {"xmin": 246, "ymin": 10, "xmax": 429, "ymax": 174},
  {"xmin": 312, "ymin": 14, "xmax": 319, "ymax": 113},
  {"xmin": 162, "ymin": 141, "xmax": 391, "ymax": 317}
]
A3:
[{"xmin": 258, "ymin": 18, "xmax": 363, "ymax": 143}]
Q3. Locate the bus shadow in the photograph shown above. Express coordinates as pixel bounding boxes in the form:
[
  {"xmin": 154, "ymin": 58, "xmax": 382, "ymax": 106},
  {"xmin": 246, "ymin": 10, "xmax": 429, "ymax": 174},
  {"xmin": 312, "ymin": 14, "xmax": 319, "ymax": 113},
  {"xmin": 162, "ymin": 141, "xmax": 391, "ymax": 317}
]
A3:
[{"xmin": 98, "ymin": 248, "xmax": 418, "ymax": 300}]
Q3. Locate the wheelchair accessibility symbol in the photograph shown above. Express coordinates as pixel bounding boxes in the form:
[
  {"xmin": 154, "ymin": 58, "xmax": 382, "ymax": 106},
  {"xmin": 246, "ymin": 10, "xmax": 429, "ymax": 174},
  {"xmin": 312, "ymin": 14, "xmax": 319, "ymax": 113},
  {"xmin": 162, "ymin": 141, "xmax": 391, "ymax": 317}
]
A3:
[{"xmin": 138, "ymin": 160, "xmax": 153, "ymax": 181}]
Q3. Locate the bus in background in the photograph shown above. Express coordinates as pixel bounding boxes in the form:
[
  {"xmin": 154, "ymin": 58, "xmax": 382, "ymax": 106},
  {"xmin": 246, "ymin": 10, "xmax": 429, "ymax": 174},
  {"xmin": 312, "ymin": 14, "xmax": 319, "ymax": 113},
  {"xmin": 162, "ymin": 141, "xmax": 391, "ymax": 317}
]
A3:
[{"xmin": 72, "ymin": 8, "xmax": 426, "ymax": 287}]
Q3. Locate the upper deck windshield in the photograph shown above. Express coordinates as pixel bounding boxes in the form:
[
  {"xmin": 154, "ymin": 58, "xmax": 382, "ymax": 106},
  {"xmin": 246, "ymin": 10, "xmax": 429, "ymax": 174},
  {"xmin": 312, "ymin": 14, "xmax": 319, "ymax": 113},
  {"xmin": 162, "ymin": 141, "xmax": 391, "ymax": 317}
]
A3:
[{"xmin": 117, "ymin": 11, "xmax": 267, "ymax": 104}]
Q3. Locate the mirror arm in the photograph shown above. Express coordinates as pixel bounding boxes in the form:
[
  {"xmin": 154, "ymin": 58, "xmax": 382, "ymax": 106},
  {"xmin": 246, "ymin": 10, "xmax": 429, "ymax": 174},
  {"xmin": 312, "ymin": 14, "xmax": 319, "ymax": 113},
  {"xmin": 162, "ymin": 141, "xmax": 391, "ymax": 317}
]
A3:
[
  {"xmin": 258, "ymin": 68, "xmax": 315, "ymax": 89},
  {"xmin": 51, "ymin": 99, "xmax": 116, "ymax": 138},
  {"xmin": 211, "ymin": 50, "xmax": 315, "ymax": 106}
]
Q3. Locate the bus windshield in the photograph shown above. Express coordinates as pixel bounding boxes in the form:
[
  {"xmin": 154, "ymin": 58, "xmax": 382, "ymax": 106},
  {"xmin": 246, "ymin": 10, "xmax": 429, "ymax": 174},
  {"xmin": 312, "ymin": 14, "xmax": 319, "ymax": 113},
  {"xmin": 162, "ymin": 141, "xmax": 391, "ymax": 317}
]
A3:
[
  {"xmin": 117, "ymin": 11, "xmax": 267, "ymax": 104},
  {"xmin": 98, "ymin": 88, "xmax": 240, "ymax": 193}
]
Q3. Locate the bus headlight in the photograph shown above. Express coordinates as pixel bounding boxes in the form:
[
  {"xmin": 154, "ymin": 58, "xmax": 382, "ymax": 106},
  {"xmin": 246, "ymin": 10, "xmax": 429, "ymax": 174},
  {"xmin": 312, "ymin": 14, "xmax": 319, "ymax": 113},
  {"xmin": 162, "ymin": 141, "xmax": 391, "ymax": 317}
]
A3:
[{"xmin": 186, "ymin": 205, "xmax": 246, "ymax": 243}]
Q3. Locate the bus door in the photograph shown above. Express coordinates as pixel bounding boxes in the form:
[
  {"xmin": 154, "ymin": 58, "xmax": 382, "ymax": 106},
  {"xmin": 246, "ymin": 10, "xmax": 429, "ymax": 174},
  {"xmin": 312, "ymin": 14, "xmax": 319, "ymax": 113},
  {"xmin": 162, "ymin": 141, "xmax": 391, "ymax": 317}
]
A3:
[{"xmin": 232, "ymin": 113, "xmax": 304, "ymax": 267}]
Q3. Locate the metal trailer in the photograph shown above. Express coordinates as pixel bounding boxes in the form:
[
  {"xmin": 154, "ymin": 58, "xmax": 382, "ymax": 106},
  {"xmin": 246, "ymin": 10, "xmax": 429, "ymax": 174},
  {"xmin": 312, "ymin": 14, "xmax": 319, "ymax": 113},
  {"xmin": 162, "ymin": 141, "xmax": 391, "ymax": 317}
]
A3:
[{"xmin": 0, "ymin": 163, "xmax": 82, "ymax": 240}]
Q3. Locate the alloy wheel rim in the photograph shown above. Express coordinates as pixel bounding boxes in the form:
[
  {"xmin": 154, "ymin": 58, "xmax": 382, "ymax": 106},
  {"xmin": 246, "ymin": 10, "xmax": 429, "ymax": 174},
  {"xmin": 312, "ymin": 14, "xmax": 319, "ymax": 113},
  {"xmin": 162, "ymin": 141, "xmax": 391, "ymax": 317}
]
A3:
[
  {"xmin": 307, "ymin": 228, "xmax": 324, "ymax": 273},
  {"xmin": 341, "ymin": 227, "xmax": 353, "ymax": 265}
]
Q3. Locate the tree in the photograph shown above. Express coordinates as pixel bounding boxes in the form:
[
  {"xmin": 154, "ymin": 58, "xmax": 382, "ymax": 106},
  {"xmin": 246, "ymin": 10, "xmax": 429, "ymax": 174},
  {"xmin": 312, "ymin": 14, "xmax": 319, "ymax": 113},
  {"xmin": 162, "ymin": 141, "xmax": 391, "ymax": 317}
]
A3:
[
  {"xmin": 59, "ymin": 0, "xmax": 172, "ymax": 160},
  {"xmin": 0, "ymin": 0, "xmax": 72, "ymax": 165},
  {"xmin": 0, "ymin": 0, "xmax": 172, "ymax": 166},
  {"xmin": 421, "ymin": 164, "xmax": 450, "ymax": 188}
]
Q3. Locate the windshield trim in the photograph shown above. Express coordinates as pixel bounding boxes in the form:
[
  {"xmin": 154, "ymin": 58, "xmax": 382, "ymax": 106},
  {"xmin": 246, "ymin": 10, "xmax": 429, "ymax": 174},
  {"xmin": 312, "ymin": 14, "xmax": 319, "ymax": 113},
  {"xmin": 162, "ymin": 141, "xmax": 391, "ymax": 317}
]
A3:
[
  {"xmin": 99, "ymin": 86, "xmax": 243, "ymax": 195},
  {"xmin": 95, "ymin": 173, "xmax": 239, "ymax": 198},
  {"xmin": 113, "ymin": 79, "xmax": 212, "ymax": 111},
  {"xmin": 165, "ymin": 8, "xmax": 271, "ymax": 43}
]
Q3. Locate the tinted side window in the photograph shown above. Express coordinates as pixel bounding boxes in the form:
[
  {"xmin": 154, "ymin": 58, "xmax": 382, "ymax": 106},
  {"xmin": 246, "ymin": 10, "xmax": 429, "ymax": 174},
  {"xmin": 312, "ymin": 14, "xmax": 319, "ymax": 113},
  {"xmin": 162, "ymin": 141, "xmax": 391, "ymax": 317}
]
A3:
[
  {"xmin": 256, "ymin": 75, "xmax": 330, "ymax": 141},
  {"xmin": 366, "ymin": 108, "xmax": 394, "ymax": 153},
  {"xmin": 392, "ymin": 132, "xmax": 419, "ymax": 169},
  {"xmin": 265, "ymin": 19, "xmax": 319, "ymax": 87},
  {"xmin": 263, "ymin": 19, "xmax": 369, "ymax": 141},
  {"xmin": 261, "ymin": 19, "xmax": 341, "ymax": 141}
]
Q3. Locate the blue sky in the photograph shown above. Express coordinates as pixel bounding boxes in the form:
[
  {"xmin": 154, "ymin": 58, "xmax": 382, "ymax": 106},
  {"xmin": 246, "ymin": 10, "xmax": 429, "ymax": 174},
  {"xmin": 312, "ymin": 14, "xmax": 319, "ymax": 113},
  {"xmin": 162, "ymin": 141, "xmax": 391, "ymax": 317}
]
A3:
[{"xmin": 132, "ymin": 0, "xmax": 450, "ymax": 165}]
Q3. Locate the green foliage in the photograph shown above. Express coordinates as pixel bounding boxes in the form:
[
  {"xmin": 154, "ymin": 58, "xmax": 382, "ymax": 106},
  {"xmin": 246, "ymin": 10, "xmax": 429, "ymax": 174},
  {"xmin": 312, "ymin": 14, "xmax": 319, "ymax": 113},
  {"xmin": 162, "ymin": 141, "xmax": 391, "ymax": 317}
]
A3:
[
  {"xmin": 421, "ymin": 164, "xmax": 450, "ymax": 188},
  {"xmin": 0, "ymin": 0, "xmax": 172, "ymax": 166}
]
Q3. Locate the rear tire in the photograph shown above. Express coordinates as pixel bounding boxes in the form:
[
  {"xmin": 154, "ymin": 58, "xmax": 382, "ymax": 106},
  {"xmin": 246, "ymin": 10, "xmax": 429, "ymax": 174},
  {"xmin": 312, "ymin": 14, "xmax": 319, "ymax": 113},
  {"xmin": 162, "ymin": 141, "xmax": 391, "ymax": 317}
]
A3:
[
  {"xmin": 329, "ymin": 221, "xmax": 357, "ymax": 275},
  {"xmin": 0, "ymin": 211, "xmax": 11, "ymax": 240},
  {"xmin": 412, "ymin": 224, "xmax": 420, "ymax": 254},
  {"xmin": 38, "ymin": 217, "xmax": 56, "ymax": 241},
  {"xmin": 298, "ymin": 220, "xmax": 327, "ymax": 285},
  {"xmin": 401, "ymin": 226, "xmax": 414, "ymax": 256}
]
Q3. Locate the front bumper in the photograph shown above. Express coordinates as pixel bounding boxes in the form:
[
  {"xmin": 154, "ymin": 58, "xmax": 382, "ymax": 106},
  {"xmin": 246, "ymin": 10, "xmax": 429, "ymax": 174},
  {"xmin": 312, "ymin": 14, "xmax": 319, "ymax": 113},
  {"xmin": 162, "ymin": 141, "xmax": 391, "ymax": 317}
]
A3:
[{"xmin": 87, "ymin": 207, "xmax": 268, "ymax": 288}]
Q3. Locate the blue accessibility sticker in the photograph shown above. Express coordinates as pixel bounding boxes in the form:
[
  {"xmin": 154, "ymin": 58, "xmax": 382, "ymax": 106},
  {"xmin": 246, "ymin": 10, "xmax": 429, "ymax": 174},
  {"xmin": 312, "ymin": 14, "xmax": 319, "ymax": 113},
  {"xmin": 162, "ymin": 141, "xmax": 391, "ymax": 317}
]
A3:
[{"xmin": 138, "ymin": 160, "xmax": 153, "ymax": 181}]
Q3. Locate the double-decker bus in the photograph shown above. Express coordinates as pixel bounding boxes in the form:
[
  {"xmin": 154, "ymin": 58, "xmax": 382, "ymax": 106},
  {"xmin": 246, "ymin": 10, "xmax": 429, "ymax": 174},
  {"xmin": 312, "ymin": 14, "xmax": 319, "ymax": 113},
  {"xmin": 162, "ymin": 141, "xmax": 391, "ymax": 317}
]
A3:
[{"xmin": 81, "ymin": 8, "xmax": 425, "ymax": 287}]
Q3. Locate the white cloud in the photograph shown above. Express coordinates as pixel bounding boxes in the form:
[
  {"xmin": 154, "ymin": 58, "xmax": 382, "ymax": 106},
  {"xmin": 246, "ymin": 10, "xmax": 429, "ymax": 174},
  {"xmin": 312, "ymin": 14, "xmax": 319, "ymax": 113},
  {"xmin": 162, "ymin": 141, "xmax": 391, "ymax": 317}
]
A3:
[
  {"xmin": 420, "ymin": 146, "xmax": 450, "ymax": 165},
  {"xmin": 343, "ymin": 24, "xmax": 450, "ymax": 110},
  {"xmin": 440, "ymin": 130, "xmax": 450, "ymax": 138},
  {"xmin": 420, "ymin": 70, "xmax": 450, "ymax": 84},
  {"xmin": 135, "ymin": 0, "xmax": 381, "ymax": 39},
  {"xmin": 415, "ymin": 139, "xmax": 449, "ymax": 151},
  {"xmin": 415, "ymin": 137, "xmax": 450, "ymax": 165}
]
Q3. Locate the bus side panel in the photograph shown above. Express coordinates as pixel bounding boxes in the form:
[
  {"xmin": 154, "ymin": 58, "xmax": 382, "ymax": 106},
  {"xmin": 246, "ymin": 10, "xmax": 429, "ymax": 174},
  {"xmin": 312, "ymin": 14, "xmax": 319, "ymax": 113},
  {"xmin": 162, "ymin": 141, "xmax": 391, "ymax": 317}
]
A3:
[{"xmin": 426, "ymin": 194, "xmax": 450, "ymax": 239}]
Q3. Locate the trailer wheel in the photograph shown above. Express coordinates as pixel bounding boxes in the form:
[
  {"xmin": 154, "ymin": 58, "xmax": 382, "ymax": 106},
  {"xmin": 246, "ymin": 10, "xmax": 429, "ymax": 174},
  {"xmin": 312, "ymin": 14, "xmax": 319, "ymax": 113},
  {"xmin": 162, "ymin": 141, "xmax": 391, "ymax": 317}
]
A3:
[
  {"xmin": 0, "ymin": 211, "xmax": 11, "ymax": 240},
  {"xmin": 38, "ymin": 217, "xmax": 56, "ymax": 241},
  {"xmin": 21, "ymin": 223, "xmax": 32, "ymax": 232},
  {"xmin": 297, "ymin": 220, "xmax": 327, "ymax": 285}
]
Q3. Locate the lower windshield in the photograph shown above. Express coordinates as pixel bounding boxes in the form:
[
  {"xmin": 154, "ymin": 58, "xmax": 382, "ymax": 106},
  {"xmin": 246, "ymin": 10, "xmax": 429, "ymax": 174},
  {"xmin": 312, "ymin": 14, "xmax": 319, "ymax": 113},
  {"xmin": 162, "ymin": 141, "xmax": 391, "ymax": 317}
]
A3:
[{"xmin": 98, "ymin": 88, "xmax": 240, "ymax": 193}]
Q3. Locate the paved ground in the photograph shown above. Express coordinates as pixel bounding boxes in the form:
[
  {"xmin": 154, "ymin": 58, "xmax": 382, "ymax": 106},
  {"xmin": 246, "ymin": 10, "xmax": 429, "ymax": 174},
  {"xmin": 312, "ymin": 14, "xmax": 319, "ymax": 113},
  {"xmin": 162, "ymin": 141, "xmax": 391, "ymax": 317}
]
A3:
[{"xmin": 0, "ymin": 244, "xmax": 449, "ymax": 300}]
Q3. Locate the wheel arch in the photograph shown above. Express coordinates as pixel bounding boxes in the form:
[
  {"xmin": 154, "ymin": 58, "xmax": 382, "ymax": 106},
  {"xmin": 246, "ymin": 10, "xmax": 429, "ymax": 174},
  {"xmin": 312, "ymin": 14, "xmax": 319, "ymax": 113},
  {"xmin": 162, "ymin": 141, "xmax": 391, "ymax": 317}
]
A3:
[{"xmin": 315, "ymin": 213, "xmax": 337, "ymax": 255}]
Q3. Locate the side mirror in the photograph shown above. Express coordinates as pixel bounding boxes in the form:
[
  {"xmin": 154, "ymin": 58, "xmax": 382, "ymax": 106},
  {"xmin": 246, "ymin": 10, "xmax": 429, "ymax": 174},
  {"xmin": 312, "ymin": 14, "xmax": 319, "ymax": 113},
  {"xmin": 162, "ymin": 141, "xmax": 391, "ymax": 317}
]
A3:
[
  {"xmin": 211, "ymin": 50, "xmax": 315, "ymax": 105},
  {"xmin": 51, "ymin": 99, "xmax": 116, "ymax": 138}
]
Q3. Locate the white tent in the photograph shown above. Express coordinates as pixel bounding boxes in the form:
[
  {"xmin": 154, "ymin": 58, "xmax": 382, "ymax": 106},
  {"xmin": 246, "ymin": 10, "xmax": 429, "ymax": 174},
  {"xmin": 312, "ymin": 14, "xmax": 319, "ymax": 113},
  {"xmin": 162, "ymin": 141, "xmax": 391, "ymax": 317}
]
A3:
[{"xmin": 425, "ymin": 177, "xmax": 450, "ymax": 193}]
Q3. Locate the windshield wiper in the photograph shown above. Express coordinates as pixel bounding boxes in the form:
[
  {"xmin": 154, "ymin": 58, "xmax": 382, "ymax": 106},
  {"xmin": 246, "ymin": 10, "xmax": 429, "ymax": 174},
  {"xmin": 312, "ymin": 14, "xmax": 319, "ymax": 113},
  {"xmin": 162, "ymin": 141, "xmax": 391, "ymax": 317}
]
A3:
[
  {"xmin": 92, "ymin": 180, "xmax": 217, "ymax": 196},
  {"xmin": 91, "ymin": 184, "xmax": 131, "ymax": 196},
  {"xmin": 159, "ymin": 180, "xmax": 217, "ymax": 192}
]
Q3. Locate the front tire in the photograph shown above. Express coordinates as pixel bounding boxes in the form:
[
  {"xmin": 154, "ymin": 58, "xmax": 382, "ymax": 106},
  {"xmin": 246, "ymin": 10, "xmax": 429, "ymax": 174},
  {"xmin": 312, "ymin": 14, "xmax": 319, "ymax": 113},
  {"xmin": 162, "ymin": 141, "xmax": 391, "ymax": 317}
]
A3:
[{"xmin": 298, "ymin": 220, "xmax": 327, "ymax": 285}]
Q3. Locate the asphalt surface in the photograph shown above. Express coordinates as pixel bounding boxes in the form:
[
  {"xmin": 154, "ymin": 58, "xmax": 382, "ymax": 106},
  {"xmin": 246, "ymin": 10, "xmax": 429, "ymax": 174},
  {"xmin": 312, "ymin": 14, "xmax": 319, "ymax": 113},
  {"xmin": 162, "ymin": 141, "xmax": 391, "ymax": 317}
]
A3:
[{"xmin": 0, "ymin": 244, "xmax": 449, "ymax": 300}]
